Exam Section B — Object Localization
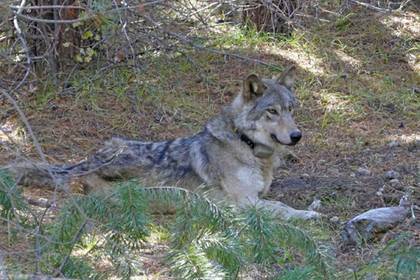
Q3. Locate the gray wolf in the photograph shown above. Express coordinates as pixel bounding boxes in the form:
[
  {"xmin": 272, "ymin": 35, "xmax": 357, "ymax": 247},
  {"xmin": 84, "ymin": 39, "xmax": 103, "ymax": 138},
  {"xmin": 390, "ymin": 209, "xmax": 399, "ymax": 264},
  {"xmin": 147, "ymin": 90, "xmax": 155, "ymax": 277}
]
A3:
[{"xmin": 11, "ymin": 66, "xmax": 321, "ymax": 220}]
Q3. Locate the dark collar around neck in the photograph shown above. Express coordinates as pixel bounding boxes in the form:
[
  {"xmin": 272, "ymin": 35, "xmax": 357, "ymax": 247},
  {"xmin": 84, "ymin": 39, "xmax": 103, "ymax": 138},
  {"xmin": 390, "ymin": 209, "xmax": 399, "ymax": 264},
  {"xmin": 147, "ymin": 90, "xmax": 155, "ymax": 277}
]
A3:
[
  {"xmin": 232, "ymin": 127, "xmax": 275, "ymax": 158},
  {"xmin": 236, "ymin": 130, "xmax": 255, "ymax": 149}
]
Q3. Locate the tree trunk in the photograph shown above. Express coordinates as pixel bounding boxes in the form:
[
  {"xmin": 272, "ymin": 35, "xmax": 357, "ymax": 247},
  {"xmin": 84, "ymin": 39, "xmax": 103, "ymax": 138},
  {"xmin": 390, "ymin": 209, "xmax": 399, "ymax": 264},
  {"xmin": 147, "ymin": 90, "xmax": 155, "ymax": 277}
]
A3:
[
  {"xmin": 27, "ymin": 0, "xmax": 81, "ymax": 75},
  {"xmin": 242, "ymin": 0, "xmax": 298, "ymax": 34}
]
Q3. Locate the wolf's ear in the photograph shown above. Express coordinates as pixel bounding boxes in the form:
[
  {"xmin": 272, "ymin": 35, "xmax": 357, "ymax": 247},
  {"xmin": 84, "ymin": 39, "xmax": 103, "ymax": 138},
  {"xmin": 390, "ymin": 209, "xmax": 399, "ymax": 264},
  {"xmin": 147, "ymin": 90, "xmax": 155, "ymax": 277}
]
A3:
[
  {"xmin": 277, "ymin": 65, "xmax": 296, "ymax": 89},
  {"xmin": 243, "ymin": 74, "xmax": 266, "ymax": 101}
]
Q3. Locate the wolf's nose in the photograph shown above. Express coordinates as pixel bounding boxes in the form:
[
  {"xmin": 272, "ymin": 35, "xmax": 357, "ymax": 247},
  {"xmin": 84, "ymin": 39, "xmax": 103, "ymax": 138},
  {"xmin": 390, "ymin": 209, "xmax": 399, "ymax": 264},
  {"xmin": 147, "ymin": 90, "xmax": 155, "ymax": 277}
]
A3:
[{"xmin": 290, "ymin": 131, "xmax": 302, "ymax": 144}]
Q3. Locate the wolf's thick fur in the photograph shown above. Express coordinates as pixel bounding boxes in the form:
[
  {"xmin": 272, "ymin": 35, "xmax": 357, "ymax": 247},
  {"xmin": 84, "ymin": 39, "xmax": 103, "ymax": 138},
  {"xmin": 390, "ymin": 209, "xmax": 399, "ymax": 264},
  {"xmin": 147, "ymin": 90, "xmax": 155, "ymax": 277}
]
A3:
[{"xmin": 10, "ymin": 66, "xmax": 320, "ymax": 220}]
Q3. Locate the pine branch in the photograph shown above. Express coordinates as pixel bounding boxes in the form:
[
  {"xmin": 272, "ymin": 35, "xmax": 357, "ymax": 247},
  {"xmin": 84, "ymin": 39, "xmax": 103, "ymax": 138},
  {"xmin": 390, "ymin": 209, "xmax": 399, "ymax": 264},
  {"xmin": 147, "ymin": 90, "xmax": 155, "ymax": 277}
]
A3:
[
  {"xmin": 41, "ymin": 181, "xmax": 329, "ymax": 279},
  {"xmin": 0, "ymin": 169, "xmax": 27, "ymax": 219}
]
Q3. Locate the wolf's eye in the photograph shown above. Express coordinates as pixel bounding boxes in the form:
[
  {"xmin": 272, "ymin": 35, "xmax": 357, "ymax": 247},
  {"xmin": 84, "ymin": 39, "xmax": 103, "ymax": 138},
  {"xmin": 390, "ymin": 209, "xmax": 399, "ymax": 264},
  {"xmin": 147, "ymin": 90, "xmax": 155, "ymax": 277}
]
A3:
[
  {"xmin": 288, "ymin": 105, "xmax": 293, "ymax": 112},
  {"xmin": 267, "ymin": 108, "xmax": 278, "ymax": 115}
]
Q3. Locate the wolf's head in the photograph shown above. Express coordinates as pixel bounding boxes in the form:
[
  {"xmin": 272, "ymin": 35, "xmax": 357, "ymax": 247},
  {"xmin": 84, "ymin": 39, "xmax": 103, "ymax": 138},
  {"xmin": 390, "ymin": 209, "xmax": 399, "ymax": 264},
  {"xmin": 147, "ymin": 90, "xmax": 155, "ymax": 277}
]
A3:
[{"xmin": 230, "ymin": 66, "xmax": 301, "ymax": 154}]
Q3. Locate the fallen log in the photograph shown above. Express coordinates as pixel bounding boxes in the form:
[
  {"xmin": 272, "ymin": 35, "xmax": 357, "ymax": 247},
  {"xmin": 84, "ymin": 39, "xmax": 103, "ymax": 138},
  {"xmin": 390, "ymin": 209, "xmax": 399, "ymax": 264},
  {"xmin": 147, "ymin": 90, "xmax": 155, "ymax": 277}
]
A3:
[{"xmin": 341, "ymin": 196, "xmax": 412, "ymax": 246}]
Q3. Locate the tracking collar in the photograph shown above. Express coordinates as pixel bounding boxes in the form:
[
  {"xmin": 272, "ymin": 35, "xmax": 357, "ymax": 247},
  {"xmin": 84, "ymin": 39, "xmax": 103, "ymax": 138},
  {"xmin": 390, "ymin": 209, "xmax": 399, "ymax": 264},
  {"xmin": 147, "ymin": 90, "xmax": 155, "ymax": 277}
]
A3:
[
  {"xmin": 233, "ymin": 127, "xmax": 274, "ymax": 158},
  {"xmin": 233, "ymin": 127, "xmax": 255, "ymax": 149},
  {"xmin": 239, "ymin": 133, "xmax": 255, "ymax": 149}
]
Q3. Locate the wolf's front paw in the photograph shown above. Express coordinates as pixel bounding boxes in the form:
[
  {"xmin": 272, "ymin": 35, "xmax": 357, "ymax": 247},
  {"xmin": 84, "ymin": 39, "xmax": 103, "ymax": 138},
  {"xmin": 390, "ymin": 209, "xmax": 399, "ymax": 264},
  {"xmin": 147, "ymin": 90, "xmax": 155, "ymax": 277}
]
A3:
[
  {"xmin": 303, "ymin": 210, "xmax": 322, "ymax": 220},
  {"xmin": 291, "ymin": 210, "xmax": 322, "ymax": 220}
]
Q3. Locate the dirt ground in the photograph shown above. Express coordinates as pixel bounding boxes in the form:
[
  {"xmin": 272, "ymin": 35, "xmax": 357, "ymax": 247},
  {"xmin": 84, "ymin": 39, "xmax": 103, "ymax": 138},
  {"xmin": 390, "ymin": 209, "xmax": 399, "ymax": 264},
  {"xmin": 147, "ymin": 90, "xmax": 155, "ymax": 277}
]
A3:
[
  {"xmin": 272, "ymin": 139, "xmax": 419, "ymax": 215},
  {"xmin": 0, "ymin": 4, "xmax": 419, "ymax": 279}
]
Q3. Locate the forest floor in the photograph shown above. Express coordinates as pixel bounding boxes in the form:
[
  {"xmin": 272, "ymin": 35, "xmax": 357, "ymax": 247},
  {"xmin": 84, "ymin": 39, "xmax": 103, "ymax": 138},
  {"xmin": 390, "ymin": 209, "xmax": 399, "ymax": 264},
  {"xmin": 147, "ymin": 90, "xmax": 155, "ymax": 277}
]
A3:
[{"xmin": 0, "ymin": 5, "xmax": 419, "ymax": 279}]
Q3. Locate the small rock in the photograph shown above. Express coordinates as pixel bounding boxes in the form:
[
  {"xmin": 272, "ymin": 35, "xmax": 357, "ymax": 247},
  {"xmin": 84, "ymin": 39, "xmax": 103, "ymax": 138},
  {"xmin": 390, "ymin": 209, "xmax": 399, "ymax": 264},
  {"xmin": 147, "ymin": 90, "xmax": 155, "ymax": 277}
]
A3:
[
  {"xmin": 318, "ymin": 159, "xmax": 327, "ymax": 165},
  {"xmin": 388, "ymin": 140, "xmax": 400, "ymax": 148},
  {"xmin": 330, "ymin": 216, "xmax": 340, "ymax": 223},
  {"xmin": 356, "ymin": 167, "xmax": 371, "ymax": 176},
  {"xmin": 385, "ymin": 170, "xmax": 400, "ymax": 180},
  {"xmin": 341, "ymin": 205, "xmax": 409, "ymax": 246},
  {"xmin": 376, "ymin": 186, "xmax": 384, "ymax": 196},
  {"xmin": 389, "ymin": 179, "xmax": 400, "ymax": 187}
]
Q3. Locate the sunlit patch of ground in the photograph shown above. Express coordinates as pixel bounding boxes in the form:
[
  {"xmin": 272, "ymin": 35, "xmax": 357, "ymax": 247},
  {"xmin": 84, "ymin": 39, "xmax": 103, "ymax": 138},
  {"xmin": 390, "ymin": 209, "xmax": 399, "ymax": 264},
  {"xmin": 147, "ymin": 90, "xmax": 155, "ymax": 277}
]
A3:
[
  {"xmin": 270, "ymin": 47, "xmax": 327, "ymax": 75},
  {"xmin": 0, "ymin": 119, "xmax": 25, "ymax": 144},
  {"xmin": 380, "ymin": 11, "xmax": 420, "ymax": 37}
]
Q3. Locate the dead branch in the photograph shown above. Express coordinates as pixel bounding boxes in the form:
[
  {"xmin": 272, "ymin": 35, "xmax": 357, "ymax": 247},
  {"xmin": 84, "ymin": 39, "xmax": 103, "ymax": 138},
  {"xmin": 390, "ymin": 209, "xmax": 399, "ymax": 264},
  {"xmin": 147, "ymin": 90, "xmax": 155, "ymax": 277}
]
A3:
[
  {"xmin": 10, "ymin": 0, "xmax": 168, "ymax": 24},
  {"xmin": 347, "ymin": 0, "xmax": 392, "ymax": 12},
  {"xmin": 12, "ymin": 0, "xmax": 31, "ymax": 92}
]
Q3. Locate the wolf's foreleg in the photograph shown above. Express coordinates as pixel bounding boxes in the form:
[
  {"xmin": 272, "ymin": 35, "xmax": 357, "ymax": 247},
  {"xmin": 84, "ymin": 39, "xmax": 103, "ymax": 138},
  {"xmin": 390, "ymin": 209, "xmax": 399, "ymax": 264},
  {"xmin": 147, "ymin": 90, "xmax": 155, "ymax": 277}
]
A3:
[
  {"xmin": 255, "ymin": 199, "xmax": 322, "ymax": 220},
  {"xmin": 221, "ymin": 175, "xmax": 321, "ymax": 220}
]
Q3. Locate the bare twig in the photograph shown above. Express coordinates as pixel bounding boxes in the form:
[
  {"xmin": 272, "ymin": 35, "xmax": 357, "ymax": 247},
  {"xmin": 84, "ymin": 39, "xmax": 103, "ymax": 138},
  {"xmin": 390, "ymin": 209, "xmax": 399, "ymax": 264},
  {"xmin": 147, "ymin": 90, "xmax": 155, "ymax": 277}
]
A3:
[
  {"xmin": 0, "ymin": 89, "xmax": 48, "ymax": 172},
  {"xmin": 14, "ymin": 13, "xmax": 90, "ymax": 24},
  {"xmin": 12, "ymin": 0, "xmax": 31, "ymax": 93},
  {"xmin": 397, "ymin": 0, "xmax": 414, "ymax": 11},
  {"xmin": 11, "ymin": 0, "xmax": 167, "ymax": 24},
  {"xmin": 4, "ymin": 274, "xmax": 72, "ymax": 280},
  {"xmin": 140, "ymin": 14, "xmax": 282, "ymax": 70},
  {"xmin": 54, "ymin": 220, "xmax": 88, "ymax": 277},
  {"xmin": 9, "ymin": 5, "xmax": 85, "ymax": 10},
  {"xmin": 112, "ymin": 0, "xmax": 137, "ymax": 68},
  {"xmin": 347, "ymin": 0, "xmax": 392, "ymax": 12}
]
